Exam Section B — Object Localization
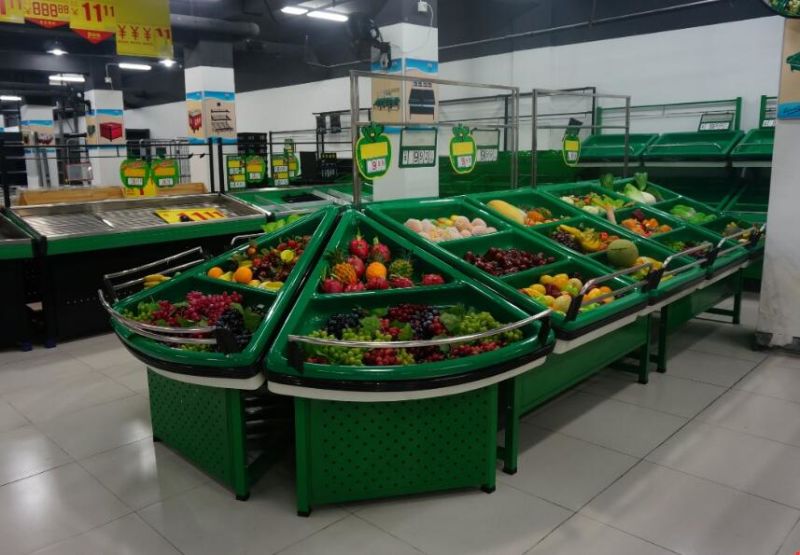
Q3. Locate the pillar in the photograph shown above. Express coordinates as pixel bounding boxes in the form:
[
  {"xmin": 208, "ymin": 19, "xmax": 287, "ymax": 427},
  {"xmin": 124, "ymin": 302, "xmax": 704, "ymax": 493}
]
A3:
[
  {"xmin": 84, "ymin": 89, "xmax": 126, "ymax": 186},
  {"xmin": 20, "ymin": 104, "xmax": 58, "ymax": 189},
  {"xmin": 370, "ymin": 0, "xmax": 439, "ymax": 201},
  {"xmin": 184, "ymin": 41, "xmax": 237, "ymax": 187},
  {"xmin": 756, "ymin": 19, "xmax": 800, "ymax": 350}
]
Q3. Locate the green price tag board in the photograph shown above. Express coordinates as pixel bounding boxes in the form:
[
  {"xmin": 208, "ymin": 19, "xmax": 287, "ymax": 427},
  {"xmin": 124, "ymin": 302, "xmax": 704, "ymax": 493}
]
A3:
[
  {"xmin": 473, "ymin": 128, "xmax": 500, "ymax": 164},
  {"xmin": 399, "ymin": 127, "xmax": 437, "ymax": 168},
  {"xmin": 271, "ymin": 156, "xmax": 290, "ymax": 186},
  {"xmin": 356, "ymin": 123, "xmax": 392, "ymax": 179},
  {"xmin": 562, "ymin": 135, "xmax": 581, "ymax": 167},
  {"xmin": 226, "ymin": 156, "xmax": 247, "ymax": 189},
  {"xmin": 449, "ymin": 125, "xmax": 476, "ymax": 174},
  {"xmin": 119, "ymin": 158, "xmax": 151, "ymax": 189},
  {"xmin": 698, "ymin": 112, "xmax": 734, "ymax": 132},
  {"xmin": 151, "ymin": 158, "xmax": 180, "ymax": 188},
  {"xmin": 245, "ymin": 155, "xmax": 267, "ymax": 184}
]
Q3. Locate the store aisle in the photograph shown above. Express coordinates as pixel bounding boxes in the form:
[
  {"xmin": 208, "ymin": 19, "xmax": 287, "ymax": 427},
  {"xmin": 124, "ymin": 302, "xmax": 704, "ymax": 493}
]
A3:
[{"xmin": 1, "ymin": 294, "xmax": 799, "ymax": 555}]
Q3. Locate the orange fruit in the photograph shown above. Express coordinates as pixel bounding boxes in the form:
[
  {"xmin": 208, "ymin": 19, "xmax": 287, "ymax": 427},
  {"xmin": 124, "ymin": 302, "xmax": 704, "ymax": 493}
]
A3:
[
  {"xmin": 207, "ymin": 267, "xmax": 224, "ymax": 279},
  {"xmin": 233, "ymin": 266, "xmax": 253, "ymax": 284},
  {"xmin": 365, "ymin": 262, "xmax": 387, "ymax": 280}
]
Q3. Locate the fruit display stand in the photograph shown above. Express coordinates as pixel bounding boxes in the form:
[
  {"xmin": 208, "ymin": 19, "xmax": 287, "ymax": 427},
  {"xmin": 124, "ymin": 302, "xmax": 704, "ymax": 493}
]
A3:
[
  {"xmin": 578, "ymin": 133, "xmax": 659, "ymax": 166},
  {"xmin": 11, "ymin": 194, "xmax": 269, "ymax": 344},
  {"xmin": 0, "ymin": 210, "xmax": 35, "ymax": 350},
  {"xmin": 229, "ymin": 183, "xmax": 374, "ymax": 217},
  {"xmin": 102, "ymin": 207, "xmax": 339, "ymax": 500},
  {"xmin": 266, "ymin": 208, "xmax": 554, "ymax": 515},
  {"xmin": 730, "ymin": 127, "xmax": 774, "ymax": 167},
  {"xmin": 641, "ymin": 130, "xmax": 744, "ymax": 167}
]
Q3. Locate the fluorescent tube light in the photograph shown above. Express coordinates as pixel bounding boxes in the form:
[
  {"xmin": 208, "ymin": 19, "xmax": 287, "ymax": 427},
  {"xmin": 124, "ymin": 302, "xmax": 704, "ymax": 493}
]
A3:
[
  {"xmin": 281, "ymin": 6, "xmax": 308, "ymax": 15},
  {"xmin": 49, "ymin": 74, "xmax": 85, "ymax": 83},
  {"xmin": 47, "ymin": 48, "xmax": 67, "ymax": 56},
  {"xmin": 0, "ymin": 95, "xmax": 22, "ymax": 101},
  {"xmin": 118, "ymin": 62, "xmax": 152, "ymax": 71},
  {"xmin": 159, "ymin": 58, "xmax": 177, "ymax": 68},
  {"xmin": 307, "ymin": 10, "xmax": 348, "ymax": 22}
]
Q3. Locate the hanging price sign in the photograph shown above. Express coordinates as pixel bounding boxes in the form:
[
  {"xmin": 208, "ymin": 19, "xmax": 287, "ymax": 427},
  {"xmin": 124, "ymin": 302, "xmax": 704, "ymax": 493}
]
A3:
[
  {"xmin": 449, "ymin": 124, "xmax": 476, "ymax": 174},
  {"xmin": 355, "ymin": 123, "xmax": 391, "ymax": 179},
  {"xmin": 0, "ymin": 0, "xmax": 23, "ymax": 23},
  {"xmin": 473, "ymin": 128, "xmax": 500, "ymax": 163},
  {"xmin": 151, "ymin": 158, "xmax": 179, "ymax": 188},
  {"xmin": 561, "ymin": 136, "xmax": 581, "ymax": 167},
  {"xmin": 271, "ymin": 156, "xmax": 289, "ymax": 186},
  {"xmin": 399, "ymin": 127, "xmax": 437, "ymax": 168},
  {"xmin": 120, "ymin": 159, "xmax": 154, "ymax": 196},
  {"xmin": 24, "ymin": 0, "xmax": 69, "ymax": 27},
  {"xmin": 115, "ymin": 0, "xmax": 173, "ymax": 59},
  {"xmin": 245, "ymin": 155, "xmax": 267, "ymax": 184},
  {"xmin": 282, "ymin": 139, "xmax": 301, "ymax": 177},
  {"xmin": 70, "ymin": 0, "xmax": 116, "ymax": 43},
  {"xmin": 226, "ymin": 156, "xmax": 246, "ymax": 189}
]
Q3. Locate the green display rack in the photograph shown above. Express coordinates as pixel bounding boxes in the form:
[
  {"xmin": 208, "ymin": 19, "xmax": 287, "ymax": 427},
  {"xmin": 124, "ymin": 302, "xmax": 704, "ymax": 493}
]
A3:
[
  {"xmin": 579, "ymin": 133, "xmax": 658, "ymax": 164},
  {"xmin": 0, "ymin": 210, "xmax": 35, "ymax": 350},
  {"xmin": 730, "ymin": 128, "xmax": 774, "ymax": 164},
  {"xmin": 105, "ymin": 207, "xmax": 339, "ymax": 500},
  {"xmin": 230, "ymin": 183, "xmax": 373, "ymax": 216},
  {"xmin": 642, "ymin": 130, "xmax": 744, "ymax": 164},
  {"xmin": 267, "ymin": 208, "xmax": 554, "ymax": 514}
]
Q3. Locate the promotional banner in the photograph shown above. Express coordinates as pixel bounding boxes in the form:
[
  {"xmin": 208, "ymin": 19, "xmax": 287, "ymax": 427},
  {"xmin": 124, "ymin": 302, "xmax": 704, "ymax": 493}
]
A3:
[
  {"xmin": 24, "ymin": 0, "xmax": 69, "ymax": 28},
  {"xmin": 69, "ymin": 0, "xmax": 116, "ymax": 43},
  {"xmin": 186, "ymin": 91, "xmax": 236, "ymax": 143},
  {"xmin": 20, "ymin": 119, "xmax": 55, "ymax": 148},
  {"xmin": 86, "ymin": 109, "xmax": 124, "ymax": 145},
  {"xmin": 0, "ymin": 0, "xmax": 24, "ymax": 24},
  {"xmin": 115, "ymin": 0, "xmax": 172, "ymax": 59},
  {"xmin": 779, "ymin": 19, "xmax": 800, "ymax": 119}
]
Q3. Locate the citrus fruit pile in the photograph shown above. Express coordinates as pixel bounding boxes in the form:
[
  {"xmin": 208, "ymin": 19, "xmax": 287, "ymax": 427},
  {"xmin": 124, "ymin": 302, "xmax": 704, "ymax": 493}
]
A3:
[
  {"xmin": 520, "ymin": 273, "xmax": 614, "ymax": 314},
  {"xmin": 208, "ymin": 235, "xmax": 311, "ymax": 291}
]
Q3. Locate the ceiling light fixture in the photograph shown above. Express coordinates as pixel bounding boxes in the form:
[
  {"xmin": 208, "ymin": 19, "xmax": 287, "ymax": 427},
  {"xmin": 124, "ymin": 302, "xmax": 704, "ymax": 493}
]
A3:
[
  {"xmin": 118, "ymin": 62, "xmax": 152, "ymax": 71},
  {"xmin": 0, "ymin": 95, "xmax": 22, "ymax": 101},
  {"xmin": 159, "ymin": 58, "xmax": 177, "ymax": 68},
  {"xmin": 307, "ymin": 10, "xmax": 348, "ymax": 22},
  {"xmin": 49, "ymin": 74, "xmax": 85, "ymax": 83},
  {"xmin": 47, "ymin": 47, "xmax": 67, "ymax": 56},
  {"xmin": 281, "ymin": 6, "xmax": 308, "ymax": 15}
]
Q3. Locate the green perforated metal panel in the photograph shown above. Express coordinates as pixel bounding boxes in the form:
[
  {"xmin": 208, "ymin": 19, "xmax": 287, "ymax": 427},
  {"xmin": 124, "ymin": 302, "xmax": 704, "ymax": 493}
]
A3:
[{"xmin": 294, "ymin": 386, "xmax": 498, "ymax": 512}]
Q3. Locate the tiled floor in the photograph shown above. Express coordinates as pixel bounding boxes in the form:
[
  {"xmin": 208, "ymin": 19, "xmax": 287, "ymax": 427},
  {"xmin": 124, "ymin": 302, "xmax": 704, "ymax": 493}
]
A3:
[{"xmin": 1, "ymin": 293, "xmax": 800, "ymax": 554}]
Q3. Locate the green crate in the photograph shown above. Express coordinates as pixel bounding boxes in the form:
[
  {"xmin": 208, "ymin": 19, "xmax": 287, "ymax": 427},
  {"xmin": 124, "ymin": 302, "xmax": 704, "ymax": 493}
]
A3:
[
  {"xmin": 609, "ymin": 177, "xmax": 681, "ymax": 205},
  {"xmin": 730, "ymin": 128, "xmax": 774, "ymax": 160},
  {"xmin": 652, "ymin": 196, "xmax": 721, "ymax": 226},
  {"xmin": 580, "ymin": 134, "xmax": 659, "ymax": 162},
  {"xmin": 148, "ymin": 370, "xmax": 290, "ymax": 500},
  {"xmin": 465, "ymin": 188, "xmax": 585, "ymax": 228},
  {"xmin": 651, "ymin": 226, "xmax": 747, "ymax": 277},
  {"xmin": 294, "ymin": 385, "xmax": 498, "ymax": 515},
  {"xmin": 111, "ymin": 207, "xmax": 339, "ymax": 378},
  {"xmin": 643, "ymin": 130, "xmax": 744, "ymax": 161}
]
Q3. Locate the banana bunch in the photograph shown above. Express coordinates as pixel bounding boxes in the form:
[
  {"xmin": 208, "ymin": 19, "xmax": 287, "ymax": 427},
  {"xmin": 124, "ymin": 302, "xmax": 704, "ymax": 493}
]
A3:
[
  {"xmin": 143, "ymin": 274, "xmax": 171, "ymax": 289},
  {"xmin": 558, "ymin": 225, "xmax": 604, "ymax": 253}
]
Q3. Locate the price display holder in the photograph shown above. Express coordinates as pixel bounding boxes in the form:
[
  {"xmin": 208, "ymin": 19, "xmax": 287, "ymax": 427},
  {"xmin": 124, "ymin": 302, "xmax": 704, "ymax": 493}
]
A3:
[
  {"xmin": 245, "ymin": 155, "xmax": 267, "ymax": 185},
  {"xmin": 449, "ymin": 124, "xmax": 477, "ymax": 175},
  {"xmin": 271, "ymin": 156, "xmax": 290, "ymax": 186},
  {"xmin": 226, "ymin": 156, "xmax": 246, "ymax": 190},
  {"xmin": 356, "ymin": 123, "xmax": 392, "ymax": 179},
  {"xmin": 399, "ymin": 127, "xmax": 437, "ymax": 168},
  {"xmin": 698, "ymin": 112, "xmax": 735, "ymax": 132},
  {"xmin": 151, "ymin": 158, "xmax": 179, "ymax": 188},
  {"xmin": 473, "ymin": 128, "xmax": 500, "ymax": 164}
]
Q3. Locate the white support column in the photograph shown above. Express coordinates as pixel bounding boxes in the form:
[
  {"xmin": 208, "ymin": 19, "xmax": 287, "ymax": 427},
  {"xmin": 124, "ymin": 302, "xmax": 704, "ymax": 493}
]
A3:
[
  {"xmin": 20, "ymin": 104, "xmax": 58, "ymax": 189},
  {"xmin": 84, "ymin": 89, "xmax": 125, "ymax": 186}
]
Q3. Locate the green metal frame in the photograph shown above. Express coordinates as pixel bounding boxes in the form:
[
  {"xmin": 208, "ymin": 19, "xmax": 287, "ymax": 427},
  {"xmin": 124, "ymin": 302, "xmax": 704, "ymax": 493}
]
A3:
[{"xmin": 596, "ymin": 97, "xmax": 743, "ymax": 133}]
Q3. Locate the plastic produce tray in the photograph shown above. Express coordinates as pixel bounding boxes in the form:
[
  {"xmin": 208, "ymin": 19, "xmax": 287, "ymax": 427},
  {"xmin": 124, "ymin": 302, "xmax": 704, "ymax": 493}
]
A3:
[
  {"xmin": 642, "ymin": 130, "xmax": 744, "ymax": 161},
  {"xmin": 580, "ymin": 133, "xmax": 659, "ymax": 162},
  {"xmin": 109, "ymin": 206, "xmax": 339, "ymax": 382},
  {"xmin": 730, "ymin": 128, "xmax": 774, "ymax": 161},
  {"xmin": 465, "ymin": 188, "xmax": 585, "ymax": 228}
]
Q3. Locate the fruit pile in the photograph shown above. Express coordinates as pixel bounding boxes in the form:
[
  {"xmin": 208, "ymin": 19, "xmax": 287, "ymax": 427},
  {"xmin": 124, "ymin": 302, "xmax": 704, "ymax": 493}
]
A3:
[
  {"xmin": 463, "ymin": 247, "xmax": 556, "ymax": 276},
  {"xmin": 261, "ymin": 214, "xmax": 302, "ymax": 234},
  {"xmin": 621, "ymin": 209, "xmax": 673, "ymax": 237},
  {"xmin": 670, "ymin": 204, "xmax": 717, "ymax": 225},
  {"xmin": 208, "ymin": 235, "xmax": 311, "ymax": 291},
  {"xmin": 559, "ymin": 193, "xmax": 627, "ymax": 218},
  {"xmin": 404, "ymin": 215, "xmax": 498, "ymax": 242},
  {"xmin": 485, "ymin": 200, "xmax": 564, "ymax": 226},
  {"xmin": 550, "ymin": 224, "xmax": 620, "ymax": 253},
  {"xmin": 520, "ymin": 273, "xmax": 613, "ymax": 314},
  {"xmin": 304, "ymin": 304, "xmax": 524, "ymax": 366},
  {"xmin": 122, "ymin": 291, "xmax": 264, "ymax": 352},
  {"xmin": 319, "ymin": 233, "xmax": 446, "ymax": 293},
  {"xmin": 606, "ymin": 239, "xmax": 663, "ymax": 281},
  {"xmin": 722, "ymin": 222, "xmax": 757, "ymax": 245},
  {"xmin": 663, "ymin": 240, "xmax": 711, "ymax": 259}
]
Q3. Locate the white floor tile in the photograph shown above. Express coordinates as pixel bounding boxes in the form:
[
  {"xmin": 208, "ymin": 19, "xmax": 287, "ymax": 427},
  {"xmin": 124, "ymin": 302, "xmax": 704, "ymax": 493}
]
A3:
[
  {"xmin": 697, "ymin": 389, "xmax": 800, "ymax": 447},
  {"xmin": 764, "ymin": 353, "xmax": 800, "ymax": 370},
  {"xmin": 580, "ymin": 370, "xmax": 726, "ymax": 418},
  {"xmin": 736, "ymin": 361, "xmax": 800, "ymax": 403},
  {"xmin": 0, "ymin": 398, "xmax": 28, "ymax": 433},
  {"xmin": 98, "ymin": 358, "xmax": 146, "ymax": 379},
  {"xmin": 670, "ymin": 321, "xmax": 766, "ymax": 363},
  {"xmin": 0, "ymin": 463, "xmax": 130, "ymax": 555},
  {"xmin": 0, "ymin": 354, "xmax": 94, "ymax": 395},
  {"xmin": 139, "ymin": 476, "xmax": 347, "ymax": 555},
  {"xmin": 38, "ymin": 396, "xmax": 152, "ymax": 459},
  {"xmin": 0, "ymin": 425, "xmax": 72, "ymax": 486},
  {"xmin": 60, "ymin": 333, "xmax": 138, "ymax": 372},
  {"xmin": 278, "ymin": 515, "xmax": 422, "ymax": 555},
  {"xmin": 4, "ymin": 372, "xmax": 135, "ymax": 423},
  {"xmin": 81, "ymin": 437, "xmax": 208, "ymax": 510},
  {"xmin": 664, "ymin": 348, "xmax": 758, "ymax": 387},
  {"xmin": 777, "ymin": 517, "xmax": 800, "ymax": 555},
  {"xmin": 649, "ymin": 421, "xmax": 800, "ymax": 509},
  {"xmin": 356, "ymin": 483, "xmax": 571, "ymax": 555},
  {"xmin": 529, "ymin": 392, "xmax": 687, "ymax": 457},
  {"xmin": 526, "ymin": 514, "xmax": 676, "ymax": 555},
  {"xmin": 31, "ymin": 513, "xmax": 180, "ymax": 555},
  {"xmin": 583, "ymin": 462, "xmax": 799, "ymax": 555},
  {"xmin": 499, "ymin": 424, "xmax": 637, "ymax": 510},
  {"xmin": 113, "ymin": 368, "xmax": 149, "ymax": 395},
  {"xmin": 0, "ymin": 345, "xmax": 64, "ymax": 368}
]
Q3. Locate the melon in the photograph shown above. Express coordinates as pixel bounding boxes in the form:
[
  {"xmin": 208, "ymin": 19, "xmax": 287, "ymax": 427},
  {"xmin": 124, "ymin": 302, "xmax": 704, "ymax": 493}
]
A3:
[{"xmin": 607, "ymin": 239, "xmax": 639, "ymax": 268}]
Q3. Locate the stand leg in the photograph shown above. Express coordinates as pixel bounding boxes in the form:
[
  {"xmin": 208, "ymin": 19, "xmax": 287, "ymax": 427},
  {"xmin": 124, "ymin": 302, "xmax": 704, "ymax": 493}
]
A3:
[
  {"xmin": 657, "ymin": 306, "xmax": 668, "ymax": 373},
  {"xmin": 294, "ymin": 398, "xmax": 312, "ymax": 517},
  {"xmin": 638, "ymin": 315, "xmax": 651, "ymax": 384},
  {"xmin": 732, "ymin": 271, "xmax": 743, "ymax": 326},
  {"xmin": 501, "ymin": 379, "xmax": 520, "ymax": 475},
  {"xmin": 227, "ymin": 390, "xmax": 250, "ymax": 502}
]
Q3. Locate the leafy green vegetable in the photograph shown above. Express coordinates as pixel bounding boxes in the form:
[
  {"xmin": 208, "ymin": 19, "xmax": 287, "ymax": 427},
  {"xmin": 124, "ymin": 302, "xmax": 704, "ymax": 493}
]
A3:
[
  {"xmin": 634, "ymin": 172, "xmax": 648, "ymax": 191},
  {"xmin": 600, "ymin": 174, "xmax": 615, "ymax": 190}
]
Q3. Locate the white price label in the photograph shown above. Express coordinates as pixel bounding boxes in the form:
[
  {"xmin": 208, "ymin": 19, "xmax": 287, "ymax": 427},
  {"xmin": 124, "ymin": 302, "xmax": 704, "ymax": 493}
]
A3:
[
  {"xmin": 158, "ymin": 178, "xmax": 174, "ymax": 186},
  {"xmin": 128, "ymin": 177, "xmax": 143, "ymax": 186},
  {"xmin": 366, "ymin": 157, "xmax": 387, "ymax": 174},
  {"xmin": 477, "ymin": 148, "xmax": 498, "ymax": 163},
  {"xmin": 762, "ymin": 119, "xmax": 776, "ymax": 128},
  {"xmin": 274, "ymin": 178, "xmax": 289, "ymax": 186},
  {"xmin": 699, "ymin": 122, "xmax": 731, "ymax": 131},
  {"xmin": 273, "ymin": 165, "xmax": 288, "ymax": 173},
  {"xmin": 401, "ymin": 149, "xmax": 435, "ymax": 166},
  {"xmin": 248, "ymin": 172, "xmax": 262, "ymax": 181},
  {"xmin": 456, "ymin": 155, "xmax": 474, "ymax": 169}
]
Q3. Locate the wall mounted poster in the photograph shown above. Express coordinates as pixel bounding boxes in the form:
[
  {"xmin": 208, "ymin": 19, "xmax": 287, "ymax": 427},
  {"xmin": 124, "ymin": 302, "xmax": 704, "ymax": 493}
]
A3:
[
  {"xmin": 86, "ymin": 109, "xmax": 125, "ymax": 145},
  {"xmin": 779, "ymin": 19, "xmax": 800, "ymax": 119}
]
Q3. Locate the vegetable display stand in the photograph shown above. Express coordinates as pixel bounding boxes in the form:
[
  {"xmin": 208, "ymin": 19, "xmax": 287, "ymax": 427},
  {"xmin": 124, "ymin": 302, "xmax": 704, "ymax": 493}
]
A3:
[
  {"xmin": 104, "ymin": 207, "xmax": 339, "ymax": 499},
  {"xmin": 578, "ymin": 133, "xmax": 658, "ymax": 166},
  {"xmin": 500, "ymin": 314, "xmax": 652, "ymax": 474},
  {"xmin": 730, "ymin": 128, "xmax": 774, "ymax": 167},
  {"xmin": 267, "ymin": 208, "xmax": 554, "ymax": 514},
  {"xmin": 11, "ymin": 194, "xmax": 269, "ymax": 344},
  {"xmin": 0, "ymin": 210, "xmax": 35, "ymax": 350},
  {"xmin": 641, "ymin": 130, "xmax": 744, "ymax": 166},
  {"xmin": 148, "ymin": 370, "xmax": 291, "ymax": 500},
  {"xmin": 229, "ymin": 183, "xmax": 373, "ymax": 217}
]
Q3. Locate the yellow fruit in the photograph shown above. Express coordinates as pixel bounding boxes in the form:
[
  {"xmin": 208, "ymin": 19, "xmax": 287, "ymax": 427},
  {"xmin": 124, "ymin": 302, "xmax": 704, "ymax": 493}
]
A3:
[
  {"xmin": 248, "ymin": 280, "xmax": 261, "ymax": 287},
  {"xmin": 567, "ymin": 278, "xmax": 583, "ymax": 290},
  {"xmin": 542, "ymin": 295, "xmax": 555, "ymax": 307},
  {"xmin": 233, "ymin": 266, "xmax": 253, "ymax": 284},
  {"xmin": 531, "ymin": 283, "xmax": 546, "ymax": 295},
  {"xmin": 207, "ymin": 267, "xmax": 224, "ymax": 279},
  {"xmin": 219, "ymin": 272, "xmax": 233, "ymax": 282},
  {"xmin": 552, "ymin": 295, "xmax": 572, "ymax": 313},
  {"xmin": 239, "ymin": 260, "xmax": 253, "ymax": 268},
  {"xmin": 540, "ymin": 275, "xmax": 554, "ymax": 285},
  {"xmin": 487, "ymin": 200, "xmax": 525, "ymax": 225},
  {"xmin": 280, "ymin": 249, "xmax": 296, "ymax": 263},
  {"xmin": 552, "ymin": 275, "xmax": 569, "ymax": 290},
  {"xmin": 260, "ymin": 281, "xmax": 284, "ymax": 291}
]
